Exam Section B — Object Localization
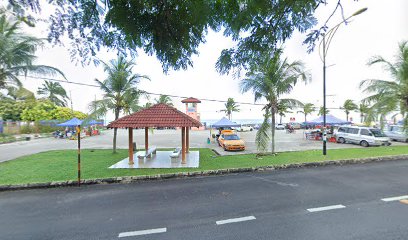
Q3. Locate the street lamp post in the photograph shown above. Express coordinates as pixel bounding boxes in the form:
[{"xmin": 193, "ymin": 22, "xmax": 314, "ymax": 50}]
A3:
[{"xmin": 320, "ymin": 8, "xmax": 367, "ymax": 156}]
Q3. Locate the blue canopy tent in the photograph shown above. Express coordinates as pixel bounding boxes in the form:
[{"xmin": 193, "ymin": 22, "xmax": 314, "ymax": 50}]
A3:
[
  {"xmin": 306, "ymin": 115, "xmax": 350, "ymax": 125},
  {"xmin": 88, "ymin": 119, "xmax": 104, "ymax": 125},
  {"xmin": 211, "ymin": 117, "xmax": 241, "ymax": 128},
  {"xmin": 57, "ymin": 117, "xmax": 83, "ymax": 127}
]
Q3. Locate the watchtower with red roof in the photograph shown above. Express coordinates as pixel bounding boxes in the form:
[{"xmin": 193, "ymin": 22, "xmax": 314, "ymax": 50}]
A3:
[{"xmin": 181, "ymin": 97, "xmax": 204, "ymax": 130}]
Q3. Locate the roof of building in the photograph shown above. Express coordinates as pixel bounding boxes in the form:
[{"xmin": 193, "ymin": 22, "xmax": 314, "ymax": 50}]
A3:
[
  {"xmin": 107, "ymin": 103, "xmax": 202, "ymax": 128},
  {"xmin": 181, "ymin": 97, "xmax": 201, "ymax": 103}
]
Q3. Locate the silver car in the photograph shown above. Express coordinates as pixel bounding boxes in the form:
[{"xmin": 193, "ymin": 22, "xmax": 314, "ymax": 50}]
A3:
[
  {"xmin": 335, "ymin": 126, "xmax": 391, "ymax": 147},
  {"xmin": 384, "ymin": 125, "xmax": 408, "ymax": 142}
]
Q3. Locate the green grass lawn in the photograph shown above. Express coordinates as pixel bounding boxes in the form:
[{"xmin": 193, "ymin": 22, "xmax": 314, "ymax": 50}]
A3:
[{"xmin": 1, "ymin": 146, "xmax": 408, "ymax": 185}]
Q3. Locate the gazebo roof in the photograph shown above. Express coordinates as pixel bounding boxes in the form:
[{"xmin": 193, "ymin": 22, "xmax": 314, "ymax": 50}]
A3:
[
  {"xmin": 107, "ymin": 103, "xmax": 202, "ymax": 128},
  {"xmin": 181, "ymin": 97, "xmax": 201, "ymax": 103}
]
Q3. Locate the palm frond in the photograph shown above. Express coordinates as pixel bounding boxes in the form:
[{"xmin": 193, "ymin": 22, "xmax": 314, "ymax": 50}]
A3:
[{"xmin": 255, "ymin": 114, "xmax": 271, "ymax": 153}]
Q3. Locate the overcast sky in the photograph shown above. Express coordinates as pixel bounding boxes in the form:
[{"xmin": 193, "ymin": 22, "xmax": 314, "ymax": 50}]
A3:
[{"xmin": 18, "ymin": 0, "xmax": 408, "ymax": 123}]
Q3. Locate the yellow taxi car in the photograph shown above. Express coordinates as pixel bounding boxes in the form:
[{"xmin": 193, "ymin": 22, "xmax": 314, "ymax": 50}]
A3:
[{"xmin": 218, "ymin": 130, "xmax": 245, "ymax": 151}]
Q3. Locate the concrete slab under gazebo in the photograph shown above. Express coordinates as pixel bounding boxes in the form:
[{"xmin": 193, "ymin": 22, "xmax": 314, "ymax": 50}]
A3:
[{"xmin": 107, "ymin": 103, "xmax": 202, "ymax": 168}]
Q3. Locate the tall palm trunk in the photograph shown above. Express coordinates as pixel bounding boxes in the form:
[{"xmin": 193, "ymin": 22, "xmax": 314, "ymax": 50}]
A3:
[
  {"xmin": 360, "ymin": 113, "xmax": 364, "ymax": 123},
  {"xmin": 304, "ymin": 114, "xmax": 307, "ymax": 123},
  {"xmin": 113, "ymin": 108, "xmax": 120, "ymax": 153},
  {"xmin": 271, "ymin": 108, "xmax": 276, "ymax": 154}
]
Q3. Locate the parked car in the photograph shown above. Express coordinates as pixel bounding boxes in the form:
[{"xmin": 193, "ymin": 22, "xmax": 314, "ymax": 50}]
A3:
[
  {"xmin": 275, "ymin": 124, "xmax": 285, "ymax": 130},
  {"xmin": 384, "ymin": 125, "xmax": 408, "ymax": 142},
  {"xmin": 288, "ymin": 122, "xmax": 301, "ymax": 129},
  {"xmin": 235, "ymin": 125, "xmax": 254, "ymax": 132},
  {"xmin": 335, "ymin": 126, "xmax": 391, "ymax": 147},
  {"xmin": 218, "ymin": 131, "xmax": 245, "ymax": 151}
]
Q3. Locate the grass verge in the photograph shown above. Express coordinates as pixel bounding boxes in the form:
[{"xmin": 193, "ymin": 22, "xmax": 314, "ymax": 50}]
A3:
[{"xmin": 1, "ymin": 146, "xmax": 408, "ymax": 185}]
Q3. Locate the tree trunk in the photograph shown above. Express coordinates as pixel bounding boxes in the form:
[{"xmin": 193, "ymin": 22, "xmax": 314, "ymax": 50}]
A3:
[
  {"xmin": 346, "ymin": 113, "xmax": 349, "ymax": 122},
  {"xmin": 113, "ymin": 128, "xmax": 118, "ymax": 153},
  {"xmin": 271, "ymin": 109, "xmax": 276, "ymax": 154},
  {"xmin": 113, "ymin": 108, "xmax": 120, "ymax": 153},
  {"xmin": 304, "ymin": 114, "xmax": 307, "ymax": 123},
  {"xmin": 360, "ymin": 113, "xmax": 364, "ymax": 123},
  {"xmin": 279, "ymin": 114, "xmax": 282, "ymax": 124}
]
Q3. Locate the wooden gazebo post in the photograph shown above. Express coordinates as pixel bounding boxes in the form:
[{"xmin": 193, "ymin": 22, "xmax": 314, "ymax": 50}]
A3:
[
  {"xmin": 128, "ymin": 128, "xmax": 134, "ymax": 165},
  {"xmin": 145, "ymin": 127, "xmax": 149, "ymax": 152},
  {"xmin": 181, "ymin": 127, "xmax": 186, "ymax": 164},
  {"xmin": 186, "ymin": 127, "xmax": 190, "ymax": 153}
]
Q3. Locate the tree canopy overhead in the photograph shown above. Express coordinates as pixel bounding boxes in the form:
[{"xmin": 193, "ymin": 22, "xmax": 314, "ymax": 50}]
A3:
[{"xmin": 8, "ymin": 0, "xmax": 354, "ymax": 73}]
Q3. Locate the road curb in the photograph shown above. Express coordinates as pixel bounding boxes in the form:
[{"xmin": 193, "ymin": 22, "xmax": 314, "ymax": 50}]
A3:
[{"xmin": 1, "ymin": 154, "xmax": 407, "ymax": 192}]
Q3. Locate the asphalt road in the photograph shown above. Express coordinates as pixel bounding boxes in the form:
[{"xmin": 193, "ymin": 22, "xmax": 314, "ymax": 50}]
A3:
[{"xmin": 1, "ymin": 160, "xmax": 408, "ymax": 240}]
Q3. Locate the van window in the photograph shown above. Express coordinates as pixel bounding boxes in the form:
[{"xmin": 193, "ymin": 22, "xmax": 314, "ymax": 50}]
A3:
[
  {"xmin": 391, "ymin": 126, "xmax": 402, "ymax": 132},
  {"xmin": 370, "ymin": 129, "xmax": 386, "ymax": 137},
  {"xmin": 360, "ymin": 129, "xmax": 371, "ymax": 136},
  {"xmin": 347, "ymin": 128, "xmax": 359, "ymax": 134},
  {"xmin": 338, "ymin": 127, "xmax": 347, "ymax": 133}
]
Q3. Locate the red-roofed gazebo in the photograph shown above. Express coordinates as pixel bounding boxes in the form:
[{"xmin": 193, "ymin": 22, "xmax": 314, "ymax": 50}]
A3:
[{"xmin": 107, "ymin": 103, "xmax": 202, "ymax": 165}]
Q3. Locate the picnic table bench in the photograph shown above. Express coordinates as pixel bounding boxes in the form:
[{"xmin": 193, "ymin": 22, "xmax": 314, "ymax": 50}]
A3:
[
  {"xmin": 170, "ymin": 147, "xmax": 182, "ymax": 159},
  {"xmin": 137, "ymin": 146, "xmax": 157, "ymax": 159}
]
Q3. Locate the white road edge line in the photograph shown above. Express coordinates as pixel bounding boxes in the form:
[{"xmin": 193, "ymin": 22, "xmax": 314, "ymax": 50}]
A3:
[
  {"xmin": 307, "ymin": 204, "xmax": 346, "ymax": 213},
  {"xmin": 118, "ymin": 228, "xmax": 167, "ymax": 238},
  {"xmin": 216, "ymin": 216, "xmax": 256, "ymax": 225},
  {"xmin": 381, "ymin": 195, "xmax": 408, "ymax": 202}
]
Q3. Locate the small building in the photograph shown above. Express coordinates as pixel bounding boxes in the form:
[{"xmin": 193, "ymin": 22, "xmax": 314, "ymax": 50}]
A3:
[{"xmin": 181, "ymin": 97, "xmax": 205, "ymax": 130}]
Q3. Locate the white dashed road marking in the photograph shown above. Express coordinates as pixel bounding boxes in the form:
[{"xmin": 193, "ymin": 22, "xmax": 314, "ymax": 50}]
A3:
[
  {"xmin": 118, "ymin": 228, "xmax": 167, "ymax": 238},
  {"xmin": 381, "ymin": 195, "xmax": 408, "ymax": 202},
  {"xmin": 216, "ymin": 216, "xmax": 256, "ymax": 225},
  {"xmin": 307, "ymin": 204, "xmax": 346, "ymax": 213}
]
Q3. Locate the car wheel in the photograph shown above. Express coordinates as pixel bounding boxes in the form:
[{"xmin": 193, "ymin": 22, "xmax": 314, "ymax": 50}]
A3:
[
  {"xmin": 338, "ymin": 137, "xmax": 346, "ymax": 144},
  {"xmin": 360, "ymin": 140, "xmax": 369, "ymax": 147},
  {"xmin": 250, "ymin": 128, "xmax": 253, "ymax": 131},
  {"xmin": 224, "ymin": 146, "xmax": 227, "ymax": 151}
]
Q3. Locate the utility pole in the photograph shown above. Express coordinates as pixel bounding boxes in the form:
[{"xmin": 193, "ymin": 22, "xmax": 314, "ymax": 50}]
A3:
[{"xmin": 70, "ymin": 90, "xmax": 74, "ymax": 117}]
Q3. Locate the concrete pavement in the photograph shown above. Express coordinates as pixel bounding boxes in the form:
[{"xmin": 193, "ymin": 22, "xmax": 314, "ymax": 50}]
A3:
[
  {"xmin": 1, "ymin": 159, "xmax": 408, "ymax": 239},
  {"xmin": 0, "ymin": 128, "xmax": 378, "ymax": 162}
]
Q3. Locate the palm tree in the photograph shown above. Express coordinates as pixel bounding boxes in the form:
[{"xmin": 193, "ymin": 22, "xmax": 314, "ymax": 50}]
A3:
[
  {"xmin": 155, "ymin": 95, "xmax": 173, "ymax": 106},
  {"xmin": 0, "ymin": 13, "xmax": 65, "ymax": 89},
  {"xmin": 358, "ymin": 103, "xmax": 369, "ymax": 123},
  {"xmin": 240, "ymin": 51, "xmax": 309, "ymax": 154},
  {"xmin": 297, "ymin": 103, "xmax": 315, "ymax": 122},
  {"xmin": 6, "ymin": 86, "xmax": 35, "ymax": 101},
  {"xmin": 340, "ymin": 99, "xmax": 358, "ymax": 122},
  {"xmin": 276, "ymin": 101, "xmax": 292, "ymax": 124},
  {"xmin": 142, "ymin": 102, "xmax": 153, "ymax": 109},
  {"xmin": 318, "ymin": 106, "xmax": 330, "ymax": 116},
  {"xmin": 360, "ymin": 41, "xmax": 408, "ymax": 127},
  {"xmin": 37, "ymin": 80, "xmax": 69, "ymax": 106},
  {"xmin": 221, "ymin": 98, "xmax": 240, "ymax": 120},
  {"xmin": 88, "ymin": 56, "xmax": 149, "ymax": 153}
]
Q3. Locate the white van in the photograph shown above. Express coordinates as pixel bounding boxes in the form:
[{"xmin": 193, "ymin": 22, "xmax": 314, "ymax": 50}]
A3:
[{"xmin": 335, "ymin": 126, "xmax": 391, "ymax": 147}]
